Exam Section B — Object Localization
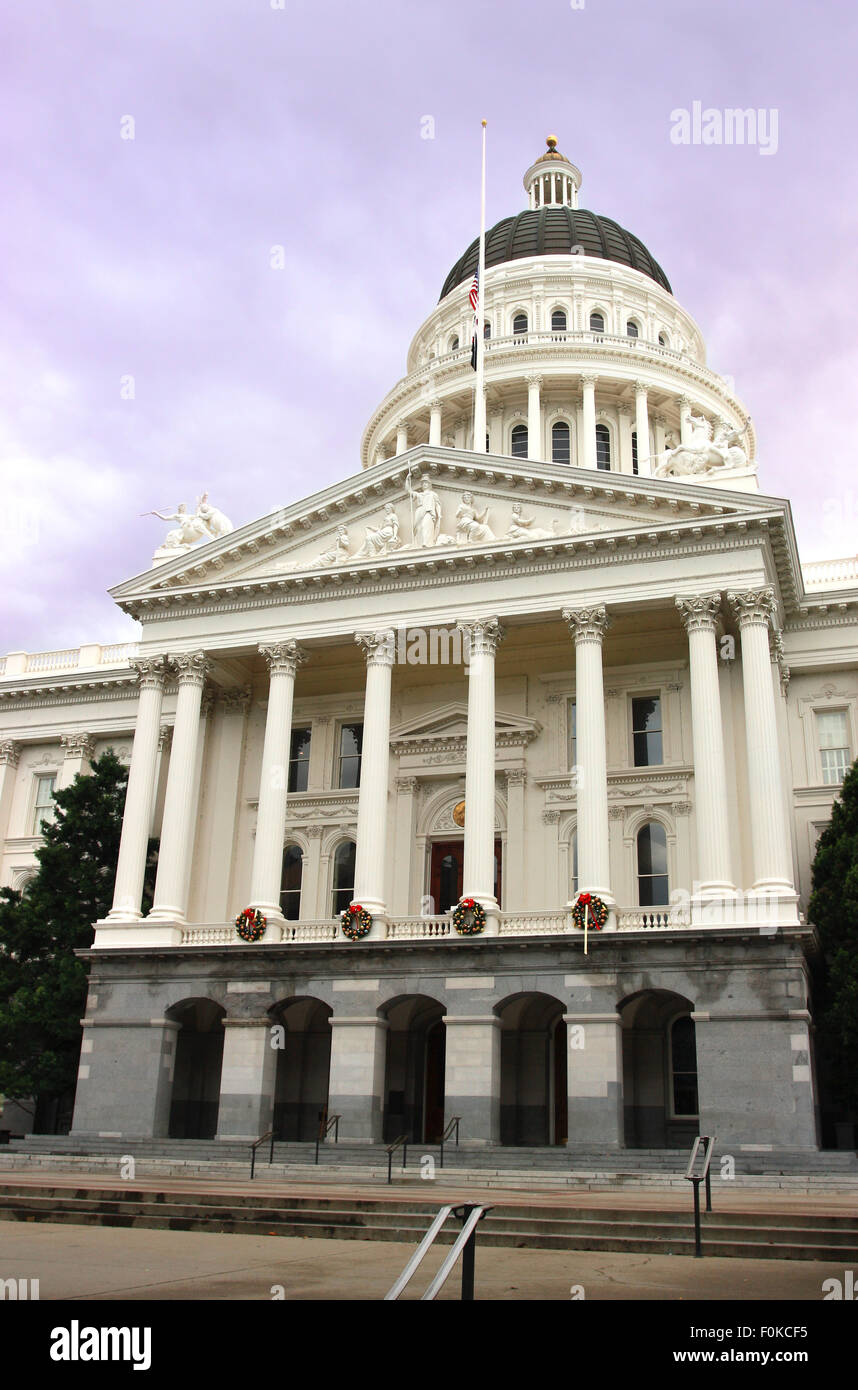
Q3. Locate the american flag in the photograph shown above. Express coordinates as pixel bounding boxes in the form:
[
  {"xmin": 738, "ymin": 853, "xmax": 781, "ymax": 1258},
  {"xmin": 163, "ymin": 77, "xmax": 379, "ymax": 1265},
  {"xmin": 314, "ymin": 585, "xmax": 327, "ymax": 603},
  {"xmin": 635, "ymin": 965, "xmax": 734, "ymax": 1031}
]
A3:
[{"xmin": 468, "ymin": 266, "xmax": 479, "ymax": 312}]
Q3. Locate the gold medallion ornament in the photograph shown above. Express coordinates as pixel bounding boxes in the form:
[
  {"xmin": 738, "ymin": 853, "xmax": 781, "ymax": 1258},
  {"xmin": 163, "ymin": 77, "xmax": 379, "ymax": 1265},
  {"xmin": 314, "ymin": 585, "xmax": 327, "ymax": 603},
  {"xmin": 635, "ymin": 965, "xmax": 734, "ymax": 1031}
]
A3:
[{"xmin": 452, "ymin": 800, "xmax": 466, "ymax": 827}]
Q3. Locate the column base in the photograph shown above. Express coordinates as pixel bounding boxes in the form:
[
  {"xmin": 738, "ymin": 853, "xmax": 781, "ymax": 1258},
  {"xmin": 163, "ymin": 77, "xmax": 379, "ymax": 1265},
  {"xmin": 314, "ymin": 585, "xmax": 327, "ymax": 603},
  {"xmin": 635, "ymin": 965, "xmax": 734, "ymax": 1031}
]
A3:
[{"xmin": 92, "ymin": 918, "xmax": 183, "ymax": 948}]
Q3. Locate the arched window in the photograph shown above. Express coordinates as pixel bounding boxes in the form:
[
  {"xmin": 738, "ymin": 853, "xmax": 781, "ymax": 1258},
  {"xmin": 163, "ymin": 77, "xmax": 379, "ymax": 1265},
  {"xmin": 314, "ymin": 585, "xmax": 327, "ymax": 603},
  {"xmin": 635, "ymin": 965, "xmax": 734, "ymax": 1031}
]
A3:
[
  {"xmin": 513, "ymin": 312, "xmax": 528, "ymax": 335},
  {"xmin": 551, "ymin": 308, "xmax": 567, "ymax": 331},
  {"xmin": 589, "ymin": 311, "xmax": 605, "ymax": 333},
  {"xmin": 637, "ymin": 822, "xmax": 669, "ymax": 906},
  {"xmin": 552, "ymin": 420, "xmax": 571, "ymax": 465},
  {"xmin": 280, "ymin": 844, "xmax": 303, "ymax": 921},
  {"xmin": 483, "ymin": 320, "xmax": 491, "ymax": 339},
  {"xmin": 626, "ymin": 319, "xmax": 639, "ymax": 338},
  {"xmin": 658, "ymin": 331, "xmax": 669, "ymax": 347},
  {"xmin": 449, "ymin": 335, "xmax": 459, "ymax": 352},
  {"xmin": 595, "ymin": 423, "xmax": 611, "ymax": 470},
  {"xmin": 669, "ymin": 1016, "xmax": 699, "ymax": 1116},
  {"xmin": 631, "ymin": 429, "xmax": 639, "ymax": 476},
  {"xmin": 332, "ymin": 840, "xmax": 356, "ymax": 915},
  {"xmin": 511, "ymin": 423, "xmax": 528, "ymax": 458}
]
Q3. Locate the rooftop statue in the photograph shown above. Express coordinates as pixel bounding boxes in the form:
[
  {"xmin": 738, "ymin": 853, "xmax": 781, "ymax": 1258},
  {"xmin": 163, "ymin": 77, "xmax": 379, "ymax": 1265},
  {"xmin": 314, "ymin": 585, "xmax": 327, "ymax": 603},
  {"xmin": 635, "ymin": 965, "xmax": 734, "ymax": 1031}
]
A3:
[
  {"xmin": 147, "ymin": 494, "xmax": 235, "ymax": 558},
  {"xmin": 654, "ymin": 416, "xmax": 749, "ymax": 479}
]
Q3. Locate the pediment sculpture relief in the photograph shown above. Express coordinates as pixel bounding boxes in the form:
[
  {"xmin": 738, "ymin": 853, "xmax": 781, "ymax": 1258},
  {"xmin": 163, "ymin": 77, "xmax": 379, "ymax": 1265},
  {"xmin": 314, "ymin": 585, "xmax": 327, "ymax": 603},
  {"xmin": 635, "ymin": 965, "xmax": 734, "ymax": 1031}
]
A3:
[{"xmin": 653, "ymin": 416, "xmax": 749, "ymax": 479}]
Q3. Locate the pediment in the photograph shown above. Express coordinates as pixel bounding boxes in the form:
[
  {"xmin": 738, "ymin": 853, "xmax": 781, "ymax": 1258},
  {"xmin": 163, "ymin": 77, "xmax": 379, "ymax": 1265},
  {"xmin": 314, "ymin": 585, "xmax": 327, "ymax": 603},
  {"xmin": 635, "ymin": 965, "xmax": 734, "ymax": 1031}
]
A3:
[
  {"xmin": 111, "ymin": 446, "xmax": 783, "ymax": 610},
  {"xmin": 390, "ymin": 702, "xmax": 541, "ymax": 748}
]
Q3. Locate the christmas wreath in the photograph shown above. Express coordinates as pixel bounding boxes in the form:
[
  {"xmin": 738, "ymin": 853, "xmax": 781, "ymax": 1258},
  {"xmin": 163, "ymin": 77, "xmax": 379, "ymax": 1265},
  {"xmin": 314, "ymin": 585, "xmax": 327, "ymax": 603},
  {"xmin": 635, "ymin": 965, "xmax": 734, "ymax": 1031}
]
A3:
[
  {"xmin": 571, "ymin": 892, "xmax": 608, "ymax": 932},
  {"xmin": 235, "ymin": 907, "xmax": 267, "ymax": 942},
  {"xmin": 452, "ymin": 897, "xmax": 486, "ymax": 936},
  {"xmin": 341, "ymin": 903, "xmax": 372, "ymax": 940}
]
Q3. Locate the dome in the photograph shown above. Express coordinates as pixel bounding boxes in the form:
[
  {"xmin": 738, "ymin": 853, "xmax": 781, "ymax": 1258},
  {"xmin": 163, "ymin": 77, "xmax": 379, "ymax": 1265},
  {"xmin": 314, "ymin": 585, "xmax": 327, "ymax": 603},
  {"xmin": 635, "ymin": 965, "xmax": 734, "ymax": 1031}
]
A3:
[{"xmin": 439, "ymin": 205, "xmax": 672, "ymax": 300}]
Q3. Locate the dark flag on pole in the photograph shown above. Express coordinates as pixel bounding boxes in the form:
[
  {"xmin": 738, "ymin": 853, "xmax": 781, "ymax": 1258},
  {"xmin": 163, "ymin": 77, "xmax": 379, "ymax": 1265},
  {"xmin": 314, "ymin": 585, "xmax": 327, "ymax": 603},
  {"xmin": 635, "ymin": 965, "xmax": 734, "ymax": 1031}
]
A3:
[{"xmin": 469, "ymin": 267, "xmax": 479, "ymax": 370}]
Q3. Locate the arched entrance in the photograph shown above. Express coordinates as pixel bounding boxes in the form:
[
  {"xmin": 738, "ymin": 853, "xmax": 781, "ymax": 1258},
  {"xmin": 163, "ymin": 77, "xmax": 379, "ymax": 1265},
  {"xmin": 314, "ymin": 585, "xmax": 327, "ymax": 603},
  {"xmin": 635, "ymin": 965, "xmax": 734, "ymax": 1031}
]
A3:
[
  {"xmin": 498, "ymin": 993, "xmax": 567, "ymax": 1146},
  {"xmin": 271, "ymin": 997, "xmax": 333, "ymax": 1140},
  {"xmin": 620, "ymin": 990, "xmax": 699, "ymax": 1148},
  {"xmin": 167, "ymin": 998, "xmax": 225, "ymax": 1139},
  {"xmin": 381, "ymin": 995, "xmax": 446, "ymax": 1142}
]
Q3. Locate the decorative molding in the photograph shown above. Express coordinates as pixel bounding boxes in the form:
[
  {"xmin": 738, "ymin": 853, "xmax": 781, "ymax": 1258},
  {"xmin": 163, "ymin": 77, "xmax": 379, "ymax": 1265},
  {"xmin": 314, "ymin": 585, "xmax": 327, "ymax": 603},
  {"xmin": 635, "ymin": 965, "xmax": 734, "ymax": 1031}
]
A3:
[
  {"xmin": 0, "ymin": 740, "xmax": 21, "ymax": 768},
  {"xmin": 394, "ymin": 776, "xmax": 419, "ymax": 793},
  {"xmin": 608, "ymin": 806, "xmax": 626, "ymax": 820},
  {"xmin": 671, "ymin": 801, "xmax": 693, "ymax": 816},
  {"xmin": 60, "ymin": 732, "xmax": 95, "ymax": 760},
  {"xmin": 220, "ymin": 684, "xmax": 253, "ymax": 714},
  {"xmin": 505, "ymin": 768, "xmax": 527, "ymax": 786}
]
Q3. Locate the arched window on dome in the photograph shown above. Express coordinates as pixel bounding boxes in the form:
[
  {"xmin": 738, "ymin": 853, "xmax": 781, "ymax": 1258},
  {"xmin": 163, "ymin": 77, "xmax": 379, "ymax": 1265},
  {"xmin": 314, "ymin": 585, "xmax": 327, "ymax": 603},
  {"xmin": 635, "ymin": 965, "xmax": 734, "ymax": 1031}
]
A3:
[
  {"xmin": 637, "ymin": 821, "xmax": 669, "ymax": 906},
  {"xmin": 658, "ymin": 331, "xmax": 669, "ymax": 348},
  {"xmin": 631, "ymin": 430, "xmax": 639, "ymax": 476},
  {"xmin": 280, "ymin": 844, "xmax": 303, "ymax": 922},
  {"xmin": 589, "ymin": 311, "xmax": 605, "ymax": 333},
  {"xmin": 449, "ymin": 335, "xmax": 459, "ymax": 352},
  {"xmin": 552, "ymin": 420, "xmax": 571, "ymax": 465},
  {"xmin": 331, "ymin": 840, "xmax": 356, "ymax": 916},
  {"xmin": 484, "ymin": 320, "xmax": 491, "ymax": 339},
  {"xmin": 513, "ymin": 312, "xmax": 528, "ymax": 336},
  {"xmin": 511, "ymin": 423, "xmax": 528, "ymax": 458},
  {"xmin": 626, "ymin": 319, "xmax": 640, "ymax": 338},
  {"xmin": 551, "ymin": 308, "xmax": 567, "ymax": 332},
  {"xmin": 595, "ymin": 423, "xmax": 611, "ymax": 470}
]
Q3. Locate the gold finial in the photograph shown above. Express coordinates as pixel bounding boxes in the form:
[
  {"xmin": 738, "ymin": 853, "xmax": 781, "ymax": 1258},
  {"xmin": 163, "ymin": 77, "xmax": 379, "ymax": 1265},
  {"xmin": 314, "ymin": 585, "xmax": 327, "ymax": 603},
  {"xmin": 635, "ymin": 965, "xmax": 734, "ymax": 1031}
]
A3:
[
  {"xmin": 481, "ymin": 119, "xmax": 487, "ymax": 127},
  {"xmin": 546, "ymin": 134, "xmax": 558, "ymax": 150}
]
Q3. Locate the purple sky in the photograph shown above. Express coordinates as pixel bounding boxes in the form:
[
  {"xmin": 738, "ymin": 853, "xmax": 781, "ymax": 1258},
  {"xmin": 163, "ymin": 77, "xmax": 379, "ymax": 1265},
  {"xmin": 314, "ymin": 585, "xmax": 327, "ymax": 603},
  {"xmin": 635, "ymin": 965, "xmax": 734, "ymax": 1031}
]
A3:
[{"xmin": 2, "ymin": 0, "xmax": 857, "ymax": 653}]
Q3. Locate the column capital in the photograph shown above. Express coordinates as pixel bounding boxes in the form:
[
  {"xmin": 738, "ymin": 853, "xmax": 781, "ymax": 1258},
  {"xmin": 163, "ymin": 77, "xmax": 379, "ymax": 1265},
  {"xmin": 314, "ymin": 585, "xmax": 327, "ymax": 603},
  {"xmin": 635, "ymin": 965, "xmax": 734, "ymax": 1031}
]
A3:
[
  {"xmin": 158, "ymin": 724, "xmax": 173, "ymax": 752},
  {"xmin": 676, "ymin": 593, "xmax": 722, "ymax": 633},
  {"xmin": 526, "ymin": 373, "xmax": 543, "ymax": 389},
  {"xmin": 355, "ymin": 630, "xmax": 396, "ymax": 666},
  {"xmin": 456, "ymin": 616, "xmax": 505, "ymax": 657},
  {"xmin": 562, "ymin": 606, "xmax": 611, "ymax": 644},
  {"xmin": 0, "ymin": 739, "xmax": 21, "ymax": 768},
  {"xmin": 633, "ymin": 379, "xmax": 648, "ymax": 396},
  {"xmin": 395, "ymin": 775, "xmax": 419, "ymax": 793},
  {"xmin": 677, "ymin": 394, "xmax": 692, "ymax": 408},
  {"xmin": 727, "ymin": 587, "xmax": 777, "ymax": 630},
  {"xmin": 220, "ymin": 684, "xmax": 254, "ymax": 714},
  {"xmin": 617, "ymin": 404, "xmax": 632, "ymax": 418},
  {"xmin": 130, "ymin": 655, "xmax": 169, "ymax": 691},
  {"xmin": 580, "ymin": 373, "xmax": 597, "ymax": 389},
  {"xmin": 259, "ymin": 640, "xmax": 307, "ymax": 677},
  {"xmin": 506, "ymin": 768, "xmax": 527, "ymax": 787},
  {"xmin": 429, "ymin": 397, "xmax": 443, "ymax": 411},
  {"xmin": 60, "ymin": 731, "xmax": 96, "ymax": 760},
  {"xmin": 170, "ymin": 651, "xmax": 211, "ymax": 686}
]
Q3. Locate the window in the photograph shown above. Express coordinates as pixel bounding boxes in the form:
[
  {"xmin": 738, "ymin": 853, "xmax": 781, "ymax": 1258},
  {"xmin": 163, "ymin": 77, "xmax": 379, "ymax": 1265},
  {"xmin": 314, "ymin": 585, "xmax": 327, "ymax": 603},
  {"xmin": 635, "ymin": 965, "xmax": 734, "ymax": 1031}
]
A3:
[
  {"xmin": 513, "ymin": 312, "xmax": 528, "ymax": 335},
  {"xmin": 670, "ymin": 1016, "xmax": 699, "ymax": 1117},
  {"xmin": 332, "ymin": 840, "xmax": 356, "ymax": 915},
  {"xmin": 589, "ymin": 311, "xmax": 605, "ymax": 333},
  {"xmin": 484, "ymin": 320, "xmax": 491, "ymax": 339},
  {"xmin": 32, "ymin": 774, "xmax": 56, "ymax": 834},
  {"xmin": 658, "ymin": 331, "xmax": 668, "ymax": 347},
  {"xmin": 511, "ymin": 423, "xmax": 528, "ymax": 458},
  {"xmin": 280, "ymin": 844, "xmax": 303, "ymax": 921},
  {"xmin": 568, "ymin": 698, "xmax": 577, "ymax": 770},
  {"xmin": 551, "ymin": 308, "xmax": 567, "ymax": 331},
  {"xmin": 626, "ymin": 320, "xmax": 639, "ymax": 338},
  {"xmin": 637, "ymin": 821, "xmax": 669, "ymax": 906},
  {"xmin": 631, "ymin": 429, "xmax": 639, "ymax": 476},
  {"xmin": 288, "ymin": 727, "xmax": 311, "ymax": 793},
  {"xmin": 818, "ymin": 710, "xmax": 851, "ymax": 785},
  {"xmin": 338, "ymin": 723, "xmax": 363, "ymax": 788},
  {"xmin": 552, "ymin": 420, "xmax": 571, "ymax": 464},
  {"xmin": 632, "ymin": 696, "xmax": 663, "ymax": 766},
  {"xmin": 595, "ymin": 423, "xmax": 611, "ymax": 470},
  {"xmin": 449, "ymin": 335, "xmax": 459, "ymax": 352},
  {"xmin": 570, "ymin": 829, "xmax": 578, "ymax": 898}
]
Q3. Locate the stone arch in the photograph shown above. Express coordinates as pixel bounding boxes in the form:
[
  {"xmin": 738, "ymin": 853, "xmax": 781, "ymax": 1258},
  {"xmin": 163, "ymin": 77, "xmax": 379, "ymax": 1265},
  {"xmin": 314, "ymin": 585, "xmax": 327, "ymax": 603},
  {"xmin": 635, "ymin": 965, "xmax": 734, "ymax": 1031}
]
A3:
[
  {"xmin": 379, "ymin": 993, "xmax": 447, "ymax": 1143},
  {"xmin": 495, "ymin": 991, "xmax": 568, "ymax": 1146},
  {"xmin": 165, "ymin": 997, "xmax": 226, "ymax": 1140},
  {"xmin": 270, "ymin": 996, "xmax": 333, "ymax": 1140},
  {"xmin": 618, "ymin": 988, "xmax": 699, "ymax": 1148}
]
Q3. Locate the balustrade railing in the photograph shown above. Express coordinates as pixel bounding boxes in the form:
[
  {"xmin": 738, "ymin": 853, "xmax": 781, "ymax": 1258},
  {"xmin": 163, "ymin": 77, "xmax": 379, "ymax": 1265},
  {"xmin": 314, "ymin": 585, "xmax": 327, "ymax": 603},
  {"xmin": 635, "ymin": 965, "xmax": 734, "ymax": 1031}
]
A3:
[
  {"xmin": 802, "ymin": 557, "xmax": 858, "ymax": 589},
  {"xmin": 26, "ymin": 648, "xmax": 78, "ymax": 672},
  {"xmin": 387, "ymin": 915, "xmax": 452, "ymax": 940}
]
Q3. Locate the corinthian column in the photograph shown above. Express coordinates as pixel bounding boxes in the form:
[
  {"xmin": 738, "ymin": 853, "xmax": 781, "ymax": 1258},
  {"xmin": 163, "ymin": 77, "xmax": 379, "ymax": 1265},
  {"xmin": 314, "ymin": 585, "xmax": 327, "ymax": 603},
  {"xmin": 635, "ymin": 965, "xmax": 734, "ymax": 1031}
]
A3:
[
  {"xmin": 580, "ymin": 375, "xmax": 597, "ymax": 469},
  {"xmin": 562, "ymin": 607, "xmax": 612, "ymax": 907},
  {"xmin": 728, "ymin": 589, "xmax": 795, "ymax": 897},
  {"xmin": 457, "ymin": 617, "xmax": 505, "ymax": 910},
  {"xmin": 676, "ymin": 595, "xmax": 734, "ymax": 895},
  {"xmin": 0, "ymin": 741, "xmax": 21, "ymax": 850},
  {"xmin": 634, "ymin": 380, "xmax": 650, "ymax": 476},
  {"xmin": 352, "ymin": 631, "xmax": 395, "ymax": 925},
  {"xmin": 428, "ymin": 399, "xmax": 442, "ymax": 447},
  {"xmin": 249, "ymin": 641, "xmax": 307, "ymax": 923},
  {"xmin": 107, "ymin": 657, "xmax": 167, "ymax": 921},
  {"xmin": 527, "ymin": 374, "xmax": 543, "ymax": 461},
  {"xmin": 148, "ymin": 652, "xmax": 210, "ymax": 923}
]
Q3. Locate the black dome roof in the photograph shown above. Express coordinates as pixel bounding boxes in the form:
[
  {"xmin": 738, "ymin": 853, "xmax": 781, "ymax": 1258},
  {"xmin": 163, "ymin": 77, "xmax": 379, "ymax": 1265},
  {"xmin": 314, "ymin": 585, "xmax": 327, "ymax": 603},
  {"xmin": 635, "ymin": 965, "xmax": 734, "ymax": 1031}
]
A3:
[{"xmin": 440, "ymin": 206, "xmax": 672, "ymax": 300}]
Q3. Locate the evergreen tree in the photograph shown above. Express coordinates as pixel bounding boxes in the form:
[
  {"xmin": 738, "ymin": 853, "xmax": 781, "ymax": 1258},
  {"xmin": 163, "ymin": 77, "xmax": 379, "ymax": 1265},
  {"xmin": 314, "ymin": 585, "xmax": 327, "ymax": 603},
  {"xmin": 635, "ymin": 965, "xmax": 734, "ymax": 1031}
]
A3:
[
  {"xmin": 808, "ymin": 757, "xmax": 858, "ymax": 1120},
  {"xmin": 0, "ymin": 750, "xmax": 155, "ymax": 1121}
]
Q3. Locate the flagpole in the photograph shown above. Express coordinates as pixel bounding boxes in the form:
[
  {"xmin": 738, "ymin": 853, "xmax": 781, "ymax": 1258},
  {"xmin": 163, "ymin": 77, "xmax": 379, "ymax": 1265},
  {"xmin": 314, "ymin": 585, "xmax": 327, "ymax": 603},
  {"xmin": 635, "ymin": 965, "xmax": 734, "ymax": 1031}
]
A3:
[{"xmin": 473, "ymin": 120, "xmax": 487, "ymax": 453}]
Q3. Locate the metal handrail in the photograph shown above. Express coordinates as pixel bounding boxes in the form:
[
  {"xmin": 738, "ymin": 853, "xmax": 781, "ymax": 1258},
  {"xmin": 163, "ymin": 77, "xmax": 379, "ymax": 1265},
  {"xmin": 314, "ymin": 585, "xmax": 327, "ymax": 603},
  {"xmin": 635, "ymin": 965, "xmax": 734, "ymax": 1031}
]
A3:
[
  {"xmin": 314, "ymin": 1113, "xmax": 341, "ymax": 1164},
  {"xmin": 685, "ymin": 1135, "xmax": 717, "ymax": 1257},
  {"xmin": 249, "ymin": 1129, "xmax": 275, "ymax": 1180},
  {"xmin": 384, "ymin": 1204, "xmax": 492, "ymax": 1301},
  {"xmin": 386, "ymin": 1133, "xmax": 410, "ymax": 1184},
  {"xmin": 438, "ymin": 1116, "xmax": 461, "ymax": 1169},
  {"xmin": 383, "ymin": 1206, "xmax": 455, "ymax": 1300}
]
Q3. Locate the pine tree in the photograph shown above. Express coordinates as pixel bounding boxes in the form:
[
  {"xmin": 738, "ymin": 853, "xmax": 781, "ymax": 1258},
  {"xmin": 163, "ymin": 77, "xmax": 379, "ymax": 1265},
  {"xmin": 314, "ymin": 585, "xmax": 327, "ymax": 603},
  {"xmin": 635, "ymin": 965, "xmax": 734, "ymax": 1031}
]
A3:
[
  {"xmin": 808, "ymin": 757, "xmax": 858, "ymax": 1120},
  {"xmin": 0, "ymin": 750, "xmax": 155, "ymax": 1125}
]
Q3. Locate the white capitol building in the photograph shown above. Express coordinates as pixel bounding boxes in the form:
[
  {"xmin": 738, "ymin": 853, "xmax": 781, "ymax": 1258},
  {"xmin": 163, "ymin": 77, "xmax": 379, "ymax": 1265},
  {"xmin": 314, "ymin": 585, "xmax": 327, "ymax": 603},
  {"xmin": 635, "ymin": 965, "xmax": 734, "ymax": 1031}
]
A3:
[{"xmin": 2, "ymin": 137, "xmax": 855, "ymax": 1154}]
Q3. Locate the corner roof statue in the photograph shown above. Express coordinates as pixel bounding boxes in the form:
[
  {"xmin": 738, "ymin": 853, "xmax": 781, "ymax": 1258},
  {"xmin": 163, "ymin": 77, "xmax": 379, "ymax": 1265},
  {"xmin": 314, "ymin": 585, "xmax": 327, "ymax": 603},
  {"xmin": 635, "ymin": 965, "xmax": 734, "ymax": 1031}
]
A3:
[{"xmin": 146, "ymin": 493, "xmax": 234, "ymax": 565}]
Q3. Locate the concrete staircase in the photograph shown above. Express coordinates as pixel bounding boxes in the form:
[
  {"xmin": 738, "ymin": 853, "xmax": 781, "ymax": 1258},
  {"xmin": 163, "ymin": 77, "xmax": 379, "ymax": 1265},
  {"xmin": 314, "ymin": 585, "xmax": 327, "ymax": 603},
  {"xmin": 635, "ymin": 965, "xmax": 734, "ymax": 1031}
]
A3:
[{"xmin": 1, "ymin": 1180, "xmax": 857, "ymax": 1261}]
